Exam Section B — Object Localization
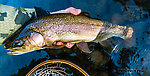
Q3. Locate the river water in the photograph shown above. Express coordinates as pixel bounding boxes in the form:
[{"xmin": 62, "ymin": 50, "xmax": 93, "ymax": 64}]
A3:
[{"xmin": 0, "ymin": 0, "xmax": 150, "ymax": 76}]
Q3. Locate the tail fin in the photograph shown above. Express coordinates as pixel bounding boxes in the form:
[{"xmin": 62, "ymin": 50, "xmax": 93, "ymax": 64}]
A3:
[
  {"xmin": 123, "ymin": 27, "xmax": 135, "ymax": 48},
  {"xmin": 124, "ymin": 27, "xmax": 133, "ymax": 39},
  {"xmin": 98, "ymin": 25, "xmax": 134, "ymax": 54},
  {"xmin": 98, "ymin": 26, "xmax": 134, "ymax": 47}
]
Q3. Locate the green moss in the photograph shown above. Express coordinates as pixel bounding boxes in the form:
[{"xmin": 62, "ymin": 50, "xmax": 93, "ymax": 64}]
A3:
[{"xmin": 19, "ymin": 7, "xmax": 27, "ymax": 12}]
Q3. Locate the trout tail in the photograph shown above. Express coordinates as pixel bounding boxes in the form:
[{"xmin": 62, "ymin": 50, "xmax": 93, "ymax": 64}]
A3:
[{"xmin": 94, "ymin": 23, "xmax": 134, "ymax": 51}]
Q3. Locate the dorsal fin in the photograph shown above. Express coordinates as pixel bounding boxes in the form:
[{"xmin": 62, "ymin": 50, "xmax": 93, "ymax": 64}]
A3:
[
  {"xmin": 34, "ymin": 6, "xmax": 50, "ymax": 17},
  {"xmin": 76, "ymin": 42, "xmax": 92, "ymax": 53},
  {"xmin": 78, "ymin": 12, "xmax": 90, "ymax": 17}
]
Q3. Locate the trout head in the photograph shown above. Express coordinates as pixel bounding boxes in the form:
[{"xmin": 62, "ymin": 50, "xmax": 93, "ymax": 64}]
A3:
[{"xmin": 4, "ymin": 32, "xmax": 45, "ymax": 55}]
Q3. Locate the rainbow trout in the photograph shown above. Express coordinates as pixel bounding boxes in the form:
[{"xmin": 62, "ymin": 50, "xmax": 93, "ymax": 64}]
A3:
[{"xmin": 4, "ymin": 13, "xmax": 133, "ymax": 55}]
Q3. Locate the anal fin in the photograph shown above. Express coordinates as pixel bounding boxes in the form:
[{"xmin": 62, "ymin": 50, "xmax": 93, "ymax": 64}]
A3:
[{"xmin": 76, "ymin": 42, "xmax": 92, "ymax": 53}]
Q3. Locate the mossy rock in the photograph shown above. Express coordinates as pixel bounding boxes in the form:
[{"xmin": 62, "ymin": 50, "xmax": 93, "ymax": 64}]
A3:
[{"xmin": 0, "ymin": 4, "xmax": 35, "ymax": 44}]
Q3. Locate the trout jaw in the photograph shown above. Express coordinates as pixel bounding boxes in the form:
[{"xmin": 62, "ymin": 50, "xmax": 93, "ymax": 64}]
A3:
[
  {"xmin": 6, "ymin": 43, "xmax": 43, "ymax": 55},
  {"xmin": 7, "ymin": 50, "xmax": 30, "ymax": 55},
  {"xmin": 6, "ymin": 49, "xmax": 31, "ymax": 55},
  {"xmin": 6, "ymin": 46, "xmax": 42, "ymax": 55}
]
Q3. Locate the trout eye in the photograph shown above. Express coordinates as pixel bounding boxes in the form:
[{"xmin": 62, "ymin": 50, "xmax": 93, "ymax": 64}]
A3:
[{"xmin": 13, "ymin": 40, "xmax": 24, "ymax": 47}]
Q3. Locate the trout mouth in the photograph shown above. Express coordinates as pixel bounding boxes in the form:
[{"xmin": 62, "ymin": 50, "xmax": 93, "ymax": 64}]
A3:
[
  {"xmin": 7, "ymin": 50, "xmax": 24, "ymax": 55},
  {"xmin": 6, "ymin": 46, "xmax": 43, "ymax": 55},
  {"xmin": 6, "ymin": 48, "xmax": 33, "ymax": 55}
]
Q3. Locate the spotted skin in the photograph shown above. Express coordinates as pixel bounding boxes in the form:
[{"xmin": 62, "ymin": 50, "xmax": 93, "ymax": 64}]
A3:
[{"xmin": 4, "ymin": 13, "xmax": 133, "ymax": 55}]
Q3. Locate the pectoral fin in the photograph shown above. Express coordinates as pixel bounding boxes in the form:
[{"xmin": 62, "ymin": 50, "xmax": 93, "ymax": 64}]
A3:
[{"xmin": 76, "ymin": 42, "xmax": 92, "ymax": 53}]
